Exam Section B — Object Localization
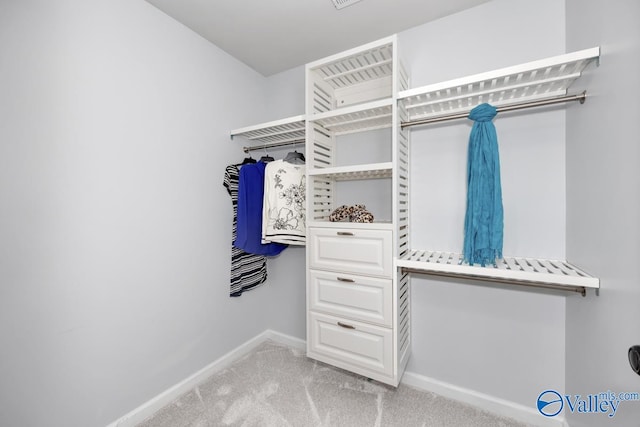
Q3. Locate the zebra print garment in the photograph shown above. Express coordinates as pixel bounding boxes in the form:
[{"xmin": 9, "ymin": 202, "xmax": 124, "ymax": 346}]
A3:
[{"xmin": 224, "ymin": 164, "xmax": 267, "ymax": 296}]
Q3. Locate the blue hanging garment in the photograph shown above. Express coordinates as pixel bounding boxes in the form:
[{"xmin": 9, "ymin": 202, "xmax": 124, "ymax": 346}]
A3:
[
  {"xmin": 235, "ymin": 161, "xmax": 288, "ymax": 256},
  {"xmin": 463, "ymin": 103, "xmax": 504, "ymax": 266}
]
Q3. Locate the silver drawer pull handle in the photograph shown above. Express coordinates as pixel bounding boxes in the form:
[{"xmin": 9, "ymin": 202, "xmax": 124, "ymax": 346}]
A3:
[
  {"xmin": 337, "ymin": 277, "xmax": 355, "ymax": 283},
  {"xmin": 337, "ymin": 322, "xmax": 355, "ymax": 330},
  {"xmin": 337, "ymin": 231, "xmax": 354, "ymax": 236}
]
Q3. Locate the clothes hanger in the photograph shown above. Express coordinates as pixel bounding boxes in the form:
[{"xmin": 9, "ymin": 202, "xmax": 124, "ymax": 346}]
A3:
[
  {"xmin": 284, "ymin": 142, "xmax": 305, "ymax": 164},
  {"xmin": 235, "ymin": 153, "xmax": 256, "ymax": 166},
  {"xmin": 284, "ymin": 150, "xmax": 305, "ymax": 164},
  {"xmin": 259, "ymin": 145, "xmax": 274, "ymax": 163}
]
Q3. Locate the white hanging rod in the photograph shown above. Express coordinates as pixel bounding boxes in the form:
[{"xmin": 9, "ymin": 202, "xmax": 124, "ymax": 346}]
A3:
[
  {"xmin": 401, "ymin": 91, "xmax": 587, "ymax": 129},
  {"xmin": 243, "ymin": 139, "xmax": 305, "ymax": 153}
]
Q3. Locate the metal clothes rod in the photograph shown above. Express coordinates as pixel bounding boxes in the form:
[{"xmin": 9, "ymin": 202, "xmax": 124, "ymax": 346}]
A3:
[
  {"xmin": 400, "ymin": 267, "xmax": 587, "ymax": 297},
  {"xmin": 243, "ymin": 139, "xmax": 305, "ymax": 154},
  {"xmin": 401, "ymin": 91, "xmax": 587, "ymax": 129}
]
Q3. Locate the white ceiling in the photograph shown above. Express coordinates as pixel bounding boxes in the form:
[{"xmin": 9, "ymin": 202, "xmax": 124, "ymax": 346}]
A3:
[{"xmin": 145, "ymin": 0, "xmax": 491, "ymax": 76}]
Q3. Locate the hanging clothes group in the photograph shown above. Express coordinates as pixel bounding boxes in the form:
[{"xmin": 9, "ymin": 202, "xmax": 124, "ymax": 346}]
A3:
[
  {"xmin": 224, "ymin": 155, "xmax": 306, "ymax": 296},
  {"xmin": 236, "ymin": 161, "xmax": 288, "ymax": 256},
  {"xmin": 223, "ymin": 162, "xmax": 267, "ymax": 297}
]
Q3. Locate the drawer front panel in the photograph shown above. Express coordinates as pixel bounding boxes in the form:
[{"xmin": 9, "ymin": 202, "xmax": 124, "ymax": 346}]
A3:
[
  {"xmin": 308, "ymin": 228, "xmax": 392, "ymax": 277},
  {"xmin": 309, "ymin": 269, "xmax": 392, "ymax": 327},
  {"xmin": 309, "ymin": 311, "xmax": 392, "ymax": 376}
]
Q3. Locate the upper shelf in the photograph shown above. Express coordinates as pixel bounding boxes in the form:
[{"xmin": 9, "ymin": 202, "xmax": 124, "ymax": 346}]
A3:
[
  {"xmin": 308, "ymin": 38, "xmax": 394, "ymax": 92},
  {"xmin": 399, "ymin": 47, "xmax": 600, "ymax": 121},
  {"xmin": 307, "ymin": 36, "xmax": 399, "ymax": 118},
  {"xmin": 308, "ymin": 99, "xmax": 393, "ymax": 135},
  {"xmin": 230, "ymin": 115, "xmax": 305, "ymax": 145}
]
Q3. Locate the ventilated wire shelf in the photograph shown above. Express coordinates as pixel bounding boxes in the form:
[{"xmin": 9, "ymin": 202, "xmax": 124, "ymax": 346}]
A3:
[
  {"xmin": 313, "ymin": 43, "xmax": 394, "ymax": 90},
  {"xmin": 399, "ymin": 47, "xmax": 600, "ymax": 121},
  {"xmin": 309, "ymin": 99, "xmax": 393, "ymax": 135},
  {"xmin": 230, "ymin": 115, "xmax": 306, "ymax": 145},
  {"xmin": 308, "ymin": 162, "xmax": 393, "ymax": 181},
  {"xmin": 307, "ymin": 36, "xmax": 397, "ymax": 116},
  {"xmin": 397, "ymin": 250, "xmax": 599, "ymax": 290}
]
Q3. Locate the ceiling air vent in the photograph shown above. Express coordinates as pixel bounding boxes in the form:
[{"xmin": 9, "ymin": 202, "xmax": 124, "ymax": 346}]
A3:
[{"xmin": 331, "ymin": 0, "xmax": 363, "ymax": 10}]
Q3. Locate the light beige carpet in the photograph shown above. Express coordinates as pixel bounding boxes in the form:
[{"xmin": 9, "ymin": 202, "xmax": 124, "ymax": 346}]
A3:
[{"xmin": 138, "ymin": 340, "xmax": 529, "ymax": 427}]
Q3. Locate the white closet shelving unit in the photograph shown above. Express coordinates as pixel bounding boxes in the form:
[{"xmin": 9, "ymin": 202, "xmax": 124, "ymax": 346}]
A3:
[
  {"xmin": 397, "ymin": 47, "xmax": 601, "ymax": 296},
  {"xmin": 305, "ymin": 35, "xmax": 411, "ymax": 387},
  {"xmin": 228, "ymin": 38, "xmax": 601, "ymax": 386}
]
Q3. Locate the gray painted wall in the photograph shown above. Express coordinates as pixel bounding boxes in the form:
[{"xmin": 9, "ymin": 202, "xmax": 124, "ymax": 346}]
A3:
[
  {"xmin": 565, "ymin": 0, "xmax": 640, "ymax": 425},
  {"xmin": 264, "ymin": 65, "xmax": 305, "ymax": 121},
  {"xmin": 400, "ymin": 0, "xmax": 567, "ymax": 407},
  {"xmin": 0, "ymin": 1, "xmax": 304, "ymax": 426}
]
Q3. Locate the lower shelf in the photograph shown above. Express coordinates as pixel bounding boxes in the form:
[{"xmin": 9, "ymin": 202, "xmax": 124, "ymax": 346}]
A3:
[{"xmin": 397, "ymin": 250, "xmax": 599, "ymax": 293}]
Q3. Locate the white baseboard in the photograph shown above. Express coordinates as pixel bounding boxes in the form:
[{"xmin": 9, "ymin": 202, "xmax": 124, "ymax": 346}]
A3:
[
  {"xmin": 263, "ymin": 329, "xmax": 306, "ymax": 351},
  {"xmin": 106, "ymin": 331, "xmax": 567, "ymax": 427},
  {"xmin": 105, "ymin": 329, "xmax": 303, "ymax": 427},
  {"xmin": 400, "ymin": 371, "xmax": 567, "ymax": 427}
]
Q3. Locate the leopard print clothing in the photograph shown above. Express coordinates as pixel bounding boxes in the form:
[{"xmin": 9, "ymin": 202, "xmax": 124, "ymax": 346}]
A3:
[
  {"xmin": 329, "ymin": 204, "xmax": 374, "ymax": 223},
  {"xmin": 329, "ymin": 205, "xmax": 351, "ymax": 222}
]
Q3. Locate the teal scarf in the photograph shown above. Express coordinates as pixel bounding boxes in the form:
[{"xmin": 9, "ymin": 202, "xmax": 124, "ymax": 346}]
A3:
[{"xmin": 463, "ymin": 103, "xmax": 503, "ymax": 266}]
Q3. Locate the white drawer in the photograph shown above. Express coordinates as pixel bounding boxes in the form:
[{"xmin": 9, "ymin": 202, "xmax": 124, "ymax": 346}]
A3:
[
  {"xmin": 309, "ymin": 269, "xmax": 392, "ymax": 327},
  {"xmin": 308, "ymin": 311, "xmax": 393, "ymax": 377},
  {"xmin": 308, "ymin": 227, "xmax": 392, "ymax": 278}
]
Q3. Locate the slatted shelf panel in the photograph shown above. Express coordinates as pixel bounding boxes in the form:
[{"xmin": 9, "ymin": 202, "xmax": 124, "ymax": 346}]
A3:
[
  {"xmin": 308, "ymin": 162, "xmax": 393, "ymax": 181},
  {"xmin": 397, "ymin": 250, "xmax": 600, "ymax": 289},
  {"xmin": 398, "ymin": 62, "xmax": 410, "ymax": 94},
  {"xmin": 314, "ymin": 42, "xmax": 394, "ymax": 90},
  {"xmin": 230, "ymin": 115, "xmax": 306, "ymax": 144},
  {"xmin": 307, "ymin": 36, "xmax": 396, "ymax": 116},
  {"xmin": 399, "ymin": 47, "xmax": 600, "ymax": 121},
  {"xmin": 309, "ymin": 99, "xmax": 393, "ymax": 135},
  {"xmin": 397, "ymin": 271, "xmax": 410, "ymax": 357},
  {"xmin": 395, "ymin": 101, "xmax": 410, "ymax": 261}
]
